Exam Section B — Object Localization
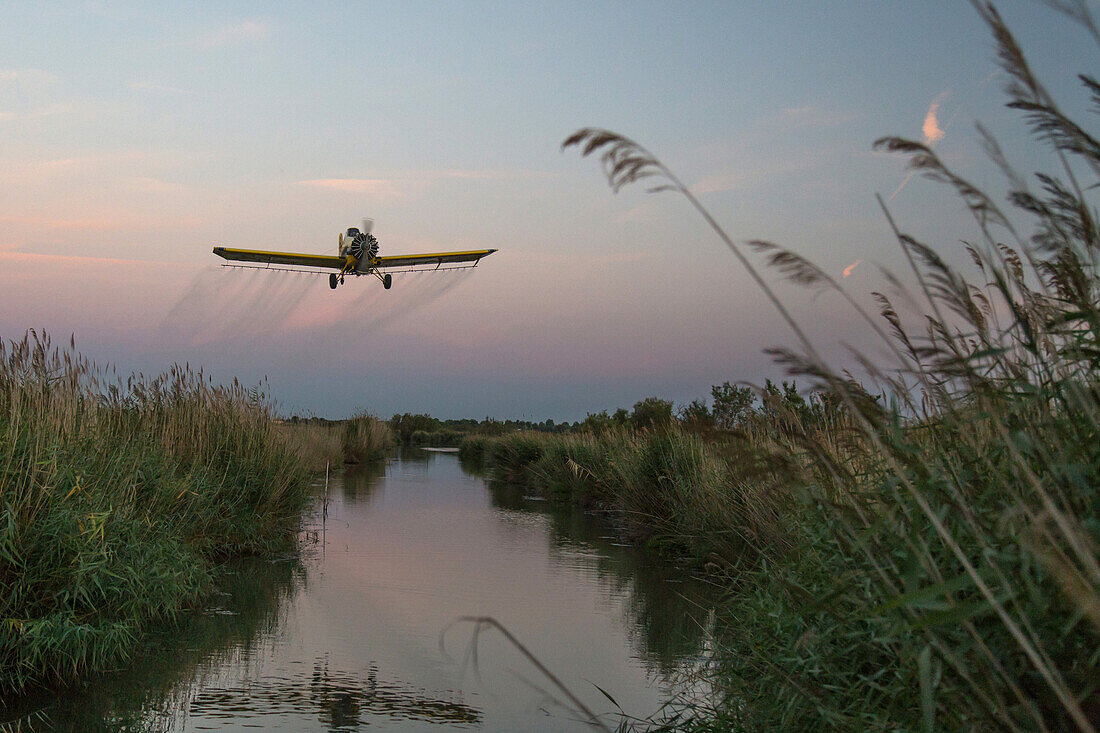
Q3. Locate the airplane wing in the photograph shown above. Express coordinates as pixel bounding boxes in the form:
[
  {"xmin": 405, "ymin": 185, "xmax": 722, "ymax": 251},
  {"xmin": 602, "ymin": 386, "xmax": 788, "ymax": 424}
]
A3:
[
  {"xmin": 374, "ymin": 249, "xmax": 497, "ymax": 269},
  {"xmin": 212, "ymin": 247, "xmax": 346, "ymax": 269}
]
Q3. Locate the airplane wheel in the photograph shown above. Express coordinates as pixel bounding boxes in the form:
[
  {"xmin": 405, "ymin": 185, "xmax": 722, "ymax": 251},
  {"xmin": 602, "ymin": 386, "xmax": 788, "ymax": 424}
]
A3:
[
  {"xmin": 329, "ymin": 273, "xmax": 338, "ymax": 289},
  {"xmin": 383, "ymin": 273, "xmax": 392, "ymax": 290}
]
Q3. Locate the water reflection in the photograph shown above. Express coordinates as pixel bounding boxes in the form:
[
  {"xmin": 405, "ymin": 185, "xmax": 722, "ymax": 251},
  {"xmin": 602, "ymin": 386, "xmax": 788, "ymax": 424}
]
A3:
[
  {"xmin": 1, "ymin": 557, "xmax": 302, "ymax": 732},
  {"xmin": 4, "ymin": 454, "xmax": 718, "ymax": 732},
  {"xmin": 335, "ymin": 459, "xmax": 386, "ymax": 504},
  {"xmin": 484, "ymin": 478, "xmax": 719, "ymax": 675},
  {"xmin": 189, "ymin": 658, "xmax": 480, "ymax": 728}
]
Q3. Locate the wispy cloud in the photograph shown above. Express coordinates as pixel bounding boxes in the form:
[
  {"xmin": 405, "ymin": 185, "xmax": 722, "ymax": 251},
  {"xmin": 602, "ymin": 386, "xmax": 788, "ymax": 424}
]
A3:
[
  {"xmin": 129, "ymin": 176, "xmax": 184, "ymax": 193},
  {"xmin": 0, "ymin": 68, "xmax": 58, "ymax": 87},
  {"xmin": 922, "ymin": 92, "xmax": 949, "ymax": 145},
  {"xmin": 0, "ymin": 151, "xmax": 161, "ymax": 183},
  {"xmin": 195, "ymin": 19, "xmax": 268, "ymax": 48},
  {"xmin": 842, "ymin": 259, "xmax": 862, "ymax": 278},
  {"xmin": 131, "ymin": 81, "xmax": 196, "ymax": 95},
  {"xmin": 297, "ymin": 169, "xmax": 556, "ymax": 202},
  {"xmin": 297, "ymin": 178, "xmax": 429, "ymax": 202},
  {"xmin": 890, "ymin": 91, "xmax": 950, "ymax": 200},
  {"xmin": 0, "ymin": 213, "xmax": 203, "ymax": 231},
  {"xmin": 0, "ymin": 250, "xmax": 175, "ymax": 267}
]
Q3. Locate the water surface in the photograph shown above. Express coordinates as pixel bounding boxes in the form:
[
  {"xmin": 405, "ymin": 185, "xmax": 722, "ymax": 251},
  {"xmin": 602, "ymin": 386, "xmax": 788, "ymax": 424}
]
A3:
[{"xmin": 8, "ymin": 451, "xmax": 716, "ymax": 731}]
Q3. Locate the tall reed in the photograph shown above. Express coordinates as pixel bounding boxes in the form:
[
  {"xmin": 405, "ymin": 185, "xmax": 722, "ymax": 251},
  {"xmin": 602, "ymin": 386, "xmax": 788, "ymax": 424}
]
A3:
[
  {"xmin": 341, "ymin": 412, "xmax": 394, "ymax": 464},
  {"xmin": 0, "ymin": 331, "xmax": 311, "ymax": 695},
  {"xmin": 564, "ymin": 2, "xmax": 1100, "ymax": 728},
  {"xmin": 461, "ymin": 427, "xmax": 785, "ymax": 567},
  {"xmin": 276, "ymin": 420, "xmax": 344, "ymax": 473}
]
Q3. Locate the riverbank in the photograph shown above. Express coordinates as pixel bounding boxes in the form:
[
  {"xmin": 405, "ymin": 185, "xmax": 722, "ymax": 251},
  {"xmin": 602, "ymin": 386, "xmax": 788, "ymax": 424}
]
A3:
[
  {"xmin": 472, "ymin": 9, "xmax": 1100, "ymax": 727},
  {"xmin": 277, "ymin": 414, "xmax": 394, "ymax": 471},
  {"xmin": 459, "ymin": 356, "xmax": 1100, "ymax": 729},
  {"xmin": 0, "ymin": 332, "xmax": 313, "ymax": 696},
  {"xmin": 458, "ymin": 427, "xmax": 789, "ymax": 569}
]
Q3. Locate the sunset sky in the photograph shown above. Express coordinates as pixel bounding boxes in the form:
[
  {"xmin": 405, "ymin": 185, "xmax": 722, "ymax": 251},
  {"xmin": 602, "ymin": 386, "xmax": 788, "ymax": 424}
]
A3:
[{"xmin": 1, "ymin": 2, "xmax": 1095, "ymax": 420}]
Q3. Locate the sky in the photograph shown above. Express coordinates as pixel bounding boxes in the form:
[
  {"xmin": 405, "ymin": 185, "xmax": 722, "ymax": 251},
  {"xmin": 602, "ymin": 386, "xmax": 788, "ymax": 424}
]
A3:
[{"xmin": 1, "ymin": 1, "xmax": 1097, "ymax": 420}]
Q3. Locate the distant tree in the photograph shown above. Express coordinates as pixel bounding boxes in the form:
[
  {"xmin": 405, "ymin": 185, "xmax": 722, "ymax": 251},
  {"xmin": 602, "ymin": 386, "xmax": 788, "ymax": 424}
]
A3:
[
  {"xmin": 630, "ymin": 396, "xmax": 674, "ymax": 431},
  {"xmin": 611, "ymin": 407, "xmax": 630, "ymax": 427},
  {"xmin": 581, "ymin": 410, "xmax": 612, "ymax": 434},
  {"xmin": 479, "ymin": 417, "xmax": 505, "ymax": 435},
  {"xmin": 710, "ymin": 381, "xmax": 755, "ymax": 429},
  {"xmin": 758, "ymin": 379, "xmax": 817, "ymax": 436},
  {"xmin": 678, "ymin": 399, "xmax": 713, "ymax": 431},
  {"xmin": 389, "ymin": 413, "xmax": 442, "ymax": 443}
]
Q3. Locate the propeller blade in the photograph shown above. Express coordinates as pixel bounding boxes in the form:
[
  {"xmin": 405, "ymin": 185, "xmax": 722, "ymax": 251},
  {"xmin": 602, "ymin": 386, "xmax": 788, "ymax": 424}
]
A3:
[{"xmin": 361, "ymin": 217, "xmax": 374, "ymax": 235}]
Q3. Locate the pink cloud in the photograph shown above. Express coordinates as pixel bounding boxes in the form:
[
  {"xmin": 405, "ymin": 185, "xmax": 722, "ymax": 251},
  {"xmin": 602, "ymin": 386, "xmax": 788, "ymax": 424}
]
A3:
[
  {"xmin": 842, "ymin": 259, "xmax": 862, "ymax": 278},
  {"xmin": 0, "ymin": 68, "xmax": 58, "ymax": 87},
  {"xmin": 297, "ymin": 178, "xmax": 430, "ymax": 203},
  {"xmin": 0, "ymin": 151, "xmax": 165, "ymax": 185},
  {"xmin": 0, "ymin": 250, "xmax": 176, "ymax": 267},
  {"xmin": 0, "ymin": 213, "xmax": 203, "ymax": 231},
  {"xmin": 299, "ymin": 178, "xmax": 406, "ymax": 193},
  {"xmin": 891, "ymin": 92, "xmax": 951, "ymax": 200},
  {"xmin": 298, "ymin": 169, "xmax": 551, "ymax": 192},
  {"xmin": 922, "ymin": 93, "xmax": 948, "ymax": 145}
]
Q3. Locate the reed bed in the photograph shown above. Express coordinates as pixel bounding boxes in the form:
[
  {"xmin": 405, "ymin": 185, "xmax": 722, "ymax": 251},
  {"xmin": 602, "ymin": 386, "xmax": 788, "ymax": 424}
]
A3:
[
  {"xmin": 340, "ymin": 413, "xmax": 394, "ymax": 464},
  {"xmin": 460, "ymin": 427, "xmax": 787, "ymax": 568},
  {"xmin": 557, "ymin": 2, "xmax": 1100, "ymax": 728},
  {"xmin": 0, "ymin": 331, "xmax": 311, "ymax": 696},
  {"xmin": 276, "ymin": 414, "xmax": 392, "ymax": 471},
  {"xmin": 276, "ymin": 421, "xmax": 343, "ymax": 473}
]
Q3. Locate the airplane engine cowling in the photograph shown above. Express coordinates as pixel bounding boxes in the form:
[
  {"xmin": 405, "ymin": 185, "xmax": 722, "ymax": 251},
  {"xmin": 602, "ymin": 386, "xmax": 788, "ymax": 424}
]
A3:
[{"xmin": 347, "ymin": 232, "xmax": 379, "ymax": 261}]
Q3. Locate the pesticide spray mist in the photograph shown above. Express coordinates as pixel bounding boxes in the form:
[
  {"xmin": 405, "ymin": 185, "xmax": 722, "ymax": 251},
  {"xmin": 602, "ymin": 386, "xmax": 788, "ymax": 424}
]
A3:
[{"xmin": 161, "ymin": 265, "xmax": 476, "ymax": 354}]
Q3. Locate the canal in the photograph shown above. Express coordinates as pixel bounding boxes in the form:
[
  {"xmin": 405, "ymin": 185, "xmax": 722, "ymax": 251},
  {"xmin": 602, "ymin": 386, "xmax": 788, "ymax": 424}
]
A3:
[{"xmin": 11, "ymin": 450, "xmax": 717, "ymax": 731}]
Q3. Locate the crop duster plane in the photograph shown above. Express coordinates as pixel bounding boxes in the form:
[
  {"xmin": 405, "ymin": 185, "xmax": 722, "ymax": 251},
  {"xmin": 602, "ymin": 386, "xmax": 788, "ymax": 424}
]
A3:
[{"xmin": 212, "ymin": 219, "xmax": 496, "ymax": 290}]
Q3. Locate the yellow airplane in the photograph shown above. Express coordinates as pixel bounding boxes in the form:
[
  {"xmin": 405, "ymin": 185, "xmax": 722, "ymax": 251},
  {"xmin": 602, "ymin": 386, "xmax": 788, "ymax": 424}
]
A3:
[{"xmin": 213, "ymin": 219, "xmax": 496, "ymax": 290}]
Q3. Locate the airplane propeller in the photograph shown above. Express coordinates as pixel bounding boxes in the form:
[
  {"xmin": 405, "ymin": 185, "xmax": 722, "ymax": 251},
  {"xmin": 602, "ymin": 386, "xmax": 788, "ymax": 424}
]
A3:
[{"xmin": 339, "ymin": 218, "xmax": 375, "ymax": 256}]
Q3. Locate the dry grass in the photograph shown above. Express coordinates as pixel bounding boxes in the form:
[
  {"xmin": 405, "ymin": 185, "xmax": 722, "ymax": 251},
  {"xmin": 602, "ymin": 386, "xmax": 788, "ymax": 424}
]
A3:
[
  {"xmin": 562, "ymin": 3, "xmax": 1100, "ymax": 729},
  {"xmin": 276, "ymin": 422, "xmax": 344, "ymax": 473}
]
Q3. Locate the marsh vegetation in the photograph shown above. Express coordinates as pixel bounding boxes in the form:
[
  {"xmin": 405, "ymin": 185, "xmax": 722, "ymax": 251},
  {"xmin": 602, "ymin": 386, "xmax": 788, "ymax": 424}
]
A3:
[
  {"xmin": 0, "ymin": 332, "xmax": 312, "ymax": 697},
  {"xmin": 465, "ymin": 4, "xmax": 1100, "ymax": 729},
  {"xmin": 278, "ymin": 413, "xmax": 394, "ymax": 471}
]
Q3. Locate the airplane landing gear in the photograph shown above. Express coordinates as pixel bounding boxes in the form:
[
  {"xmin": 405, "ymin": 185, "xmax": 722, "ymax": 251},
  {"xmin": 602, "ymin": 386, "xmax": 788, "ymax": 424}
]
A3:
[
  {"xmin": 383, "ymin": 273, "xmax": 392, "ymax": 290},
  {"xmin": 329, "ymin": 273, "xmax": 338, "ymax": 289}
]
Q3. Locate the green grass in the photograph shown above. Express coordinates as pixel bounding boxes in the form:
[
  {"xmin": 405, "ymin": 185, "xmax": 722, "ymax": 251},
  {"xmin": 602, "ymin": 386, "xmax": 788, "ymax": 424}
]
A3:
[
  {"xmin": 0, "ymin": 331, "xmax": 313, "ymax": 696},
  {"xmin": 561, "ymin": 3, "xmax": 1100, "ymax": 729},
  {"xmin": 461, "ymin": 427, "xmax": 784, "ymax": 569}
]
